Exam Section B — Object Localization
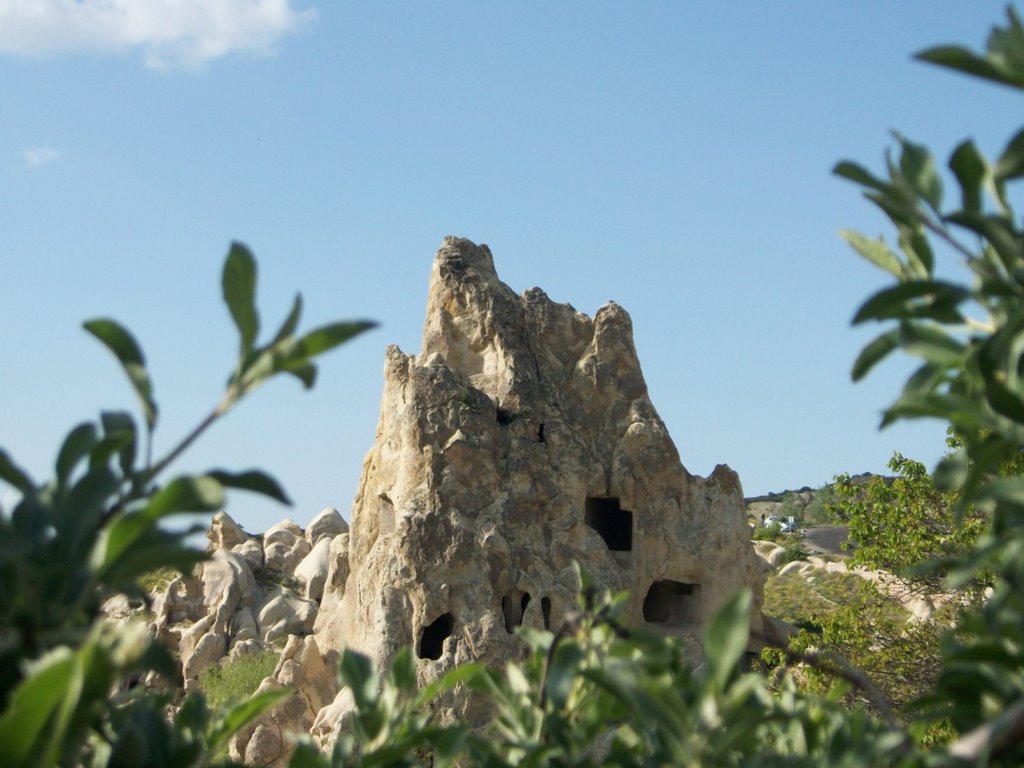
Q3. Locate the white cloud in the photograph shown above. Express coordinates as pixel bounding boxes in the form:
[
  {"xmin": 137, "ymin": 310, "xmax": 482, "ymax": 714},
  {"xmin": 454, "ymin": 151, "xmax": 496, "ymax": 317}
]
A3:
[
  {"xmin": 0, "ymin": 1, "xmax": 316, "ymax": 71},
  {"xmin": 23, "ymin": 145, "xmax": 62, "ymax": 167}
]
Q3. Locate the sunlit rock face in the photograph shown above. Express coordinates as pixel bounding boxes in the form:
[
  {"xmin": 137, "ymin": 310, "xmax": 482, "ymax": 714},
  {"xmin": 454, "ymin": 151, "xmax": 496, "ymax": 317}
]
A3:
[{"xmin": 313, "ymin": 237, "xmax": 763, "ymax": 727}]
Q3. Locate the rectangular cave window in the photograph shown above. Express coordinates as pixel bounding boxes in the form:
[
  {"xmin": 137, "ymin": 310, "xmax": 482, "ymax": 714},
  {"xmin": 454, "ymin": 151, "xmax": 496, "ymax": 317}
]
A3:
[
  {"xmin": 642, "ymin": 580, "xmax": 702, "ymax": 626},
  {"xmin": 585, "ymin": 497, "xmax": 633, "ymax": 551},
  {"xmin": 417, "ymin": 612, "xmax": 454, "ymax": 660}
]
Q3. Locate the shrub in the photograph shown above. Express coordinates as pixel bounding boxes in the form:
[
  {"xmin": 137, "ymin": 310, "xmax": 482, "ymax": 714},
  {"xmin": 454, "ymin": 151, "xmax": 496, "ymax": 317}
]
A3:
[
  {"xmin": 200, "ymin": 650, "xmax": 281, "ymax": 714},
  {"xmin": 0, "ymin": 243, "xmax": 373, "ymax": 767}
]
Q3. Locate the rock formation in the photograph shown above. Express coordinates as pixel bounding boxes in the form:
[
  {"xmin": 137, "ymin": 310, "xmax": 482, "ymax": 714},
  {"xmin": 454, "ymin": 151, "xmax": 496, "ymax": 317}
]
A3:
[
  {"xmin": 143, "ymin": 237, "xmax": 764, "ymax": 764},
  {"xmin": 312, "ymin": 236, "xmax": 763, "ymax": 735}
]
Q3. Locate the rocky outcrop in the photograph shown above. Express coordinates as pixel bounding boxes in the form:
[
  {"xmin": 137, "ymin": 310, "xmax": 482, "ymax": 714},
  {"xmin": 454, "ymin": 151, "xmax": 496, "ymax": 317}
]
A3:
[
  {"xmin": 230, "ymin": 635, "xmax": 338, "ymax": 768},
  {"xmin": 311, "ymin": 237, "xmax": 764, "ymax": 730},
  {"xmin": 146, "ymin": 237, "xmax": 766, "ymax": 759},
  {"xmin": 148, "ymin": 509, "xmax": 346, "ymax": 694}
]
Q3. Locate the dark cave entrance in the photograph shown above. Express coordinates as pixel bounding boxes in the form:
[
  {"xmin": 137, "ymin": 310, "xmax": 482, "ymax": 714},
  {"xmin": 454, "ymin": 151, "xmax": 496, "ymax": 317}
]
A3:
[
  {"xmin": 417, "ymin": 612, "xmax": 455, "ymax": 660},
  {"xmin": 585, "ymin": 497, "xmax": 633, "ymax": 551}
]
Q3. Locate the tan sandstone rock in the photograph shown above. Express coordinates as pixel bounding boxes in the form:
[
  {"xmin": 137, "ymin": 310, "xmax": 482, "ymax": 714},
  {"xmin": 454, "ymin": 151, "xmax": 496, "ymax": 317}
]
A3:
[
  {"xmin": 306, "ymin": 507, "xmax": 349, "ymax": 544},
  {"xmin": 207, "ymin": 510, "xmax": 248, "ymax": 551},
  {"xmin": 311, "ymin": 237, "xmax": 764, "ymax": 730},
  {"xmin": 231, "ymin": 635, "xmax": 337, "ymax": 768}
]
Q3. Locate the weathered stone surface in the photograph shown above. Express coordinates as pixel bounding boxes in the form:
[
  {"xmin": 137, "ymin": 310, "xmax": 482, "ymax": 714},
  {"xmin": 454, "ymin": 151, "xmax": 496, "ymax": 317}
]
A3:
[
  {"xmin": 208, "ymin": 510, "xmax": 248, "ymax": 551},
  {"xmin": 306, "ymin": 507, "xmax": 348, "ymax": 544},
  {"xmin": 231, "ymin": 636, "xmax": 337, "ymax": 768},
  {"xmin": 264, "ymin": 520, "xmax": 312, "ymax": 575},
  {"xmin": 312, "ymin": 533, "xmax": 350, "ymax": 639},
  {"xmin": 258, "ymin": 587, "xmax": 318, "ymax": 644},
  {"xmin": 312, "ymin": 237, "xmax": 764, "ymax": 730},
  {"xmin": 233, "ymin": 538, "xmax": 265, "ymax": 573},
  {"xmin": 753, "ymin": 540, "xmax": 787, "ymax": 570},
  {"xmin": 294, "ymin": 537, "xmax": 333, "ymax": 603}
]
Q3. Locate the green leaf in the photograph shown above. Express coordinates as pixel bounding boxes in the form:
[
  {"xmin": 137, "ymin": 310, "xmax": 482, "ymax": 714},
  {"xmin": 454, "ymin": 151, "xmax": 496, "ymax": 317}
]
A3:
[
  {"xmin": 83, "ymin": 319, "xmax": 158, "ymax": 431},
  {"xmin": 90, "ymin": 477, "xmax": 220, "ymax": 575},
  {"xmin": 916, "ymin": 9, "xmax": 1024, "ymax": 89},
  {"xmin": 949, "ymin": 140, "xmax": 989, "ymax": 214},
  {"xmin": 977, "ymin": 477, "xmax": 1024, "ymax": 510},
  {"xmin": 0, "ymin": 646, "xmax": 77, "ymax": 767},
  {"xmin": 271, "ymin": 293, "xmax": 303, "ymax": 345},
  {"xmin": 897, "ymin": 321, "xmax": 966, "ymax": 366},
  {"xmin": 833, "ymin": 161, "xmax": 890, "ymax": 193},
  {"xmin": 996, "ymin": 127, "xmax": 1024, "ymax": 181},
  {"xmin": 415, "ymin": 663, "xmax": 488, "ymax": 709},
  {"xmin": 207, "ymin": 469, "xmax": 291, "ymax": 506},
  {"xmin": 222, "ymin": 242, "xmax": 260, "ymax": 356},
  {"xmin": 60, "ymin": 466, "xmax": 119, "ymax": 553},
  {"xmin": 144, "ymin": 475, "xmax": 224, "ymax": 521},
  {"xmin": 915, "ymin": 45, "xmax": 1024, "ymax": 89},
  {"xmin": 852, "ymin": 281, "xmax": 968, "ymax": 324},
  {"xmin": 946, "ymin": 212, "xmax": 1023, "ymax": 274},
  {"xmin": 389, "ymin": 647, "xmax": 417, "ymax": 692},
  {"xmin": 839, "ymin": 230, "xmax": 902, "ymax": 278},
  {"xmin": 545, "ymin": 642, "xmax": 586, "ymax": 708},
  {"xmin": 852, "ymin": 330, "xmax": 900, "ymax": 381},
  {"xmin": 99, "ymin": 410, "xmax": 137, "ymax": 478},
  {"xmin": 94, "ymin": 523, "xmax": 206, "ymax": 590},
  {"xmin": 293, "ymin": 320, "xmax": 377, "ymax": 358},
  {"xmin": 897, "ymin": 135, "xmax": 943, "ymax": 210},
  {"xmin": 207, "ymin": 686, "xmax": 292, "ymax": 752},
  {"xmin": 339, "ymin": 650, "xmax": 377, "ymax": 711},
  {"xmin": 283, "ymin": 361, "xmax": 317, "ymax": 389},
  {"xmin": 0, "ymin": 447, "xmax": 36, "ymax": 494},
  {"xmin": 704, "ymin": 588, "xmax": 752, "ymax": 692},
  {"xmin": 55, "ymin": 423, "xmax": 98, "ymax": 489}
]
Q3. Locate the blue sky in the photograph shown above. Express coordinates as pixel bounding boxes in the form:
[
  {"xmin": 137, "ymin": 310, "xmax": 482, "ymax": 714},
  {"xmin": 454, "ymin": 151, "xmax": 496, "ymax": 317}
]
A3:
[{"xmin": 1, "ymin": 2, "xmax": 1019, "ymax": 534}]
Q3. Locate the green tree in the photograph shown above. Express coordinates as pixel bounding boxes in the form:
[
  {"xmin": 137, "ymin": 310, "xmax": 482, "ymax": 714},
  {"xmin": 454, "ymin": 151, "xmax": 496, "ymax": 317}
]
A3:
[
  {"xmin": 829, "ymin": 452, "xmax": 986, "ymax": 595},
  {"xmin": 0, "ymin": 243, "xmax": 374, "ymax": 767}
]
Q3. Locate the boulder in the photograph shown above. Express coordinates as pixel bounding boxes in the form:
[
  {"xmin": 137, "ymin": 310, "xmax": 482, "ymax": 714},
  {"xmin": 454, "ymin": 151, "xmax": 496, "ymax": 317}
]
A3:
[
  {"xmin": 258, "ymin": 587, "xmax": 318, "ymax": 644},
  {"xmin": 231, "ymin": 636, "xmax": 337, "ymax": 767},
  {"xmin": 753, "ymin": 540, "xmax": 787, "ymax": 570},
  {"xmin": 294, "ymin": 537, "xmax": 333, "ymax": 602},
  {"xmin": 208, "ymin": 510, "xmax": 248, "ymax": 551},
  {"xmin": 233, "ymin": 537, "xmax": 265, "ymax": 573},
  {"xmin": 264, "ymin": 520, "xmax": 312, "ymax": 575},
  {"xmin": 306, "ymin": 507, "xmax": 348, "ymax": 544}
]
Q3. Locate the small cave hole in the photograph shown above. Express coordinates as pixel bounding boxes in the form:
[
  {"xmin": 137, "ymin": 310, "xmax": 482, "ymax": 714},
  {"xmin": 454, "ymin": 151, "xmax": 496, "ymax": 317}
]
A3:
[
  {"xmin": 496, "ymin": 408, "xmax": 513, "ymax": 426},
  {"xmin": 541, "ymin": 597, "xmax": 552, "ymax": 630},
  {"xmin": 417, "ymin": 612, "xmax": 454, "ymax": 660},
  {"xmin": 501, "ymin": 589, "xmax": 531, "ymax": 633},
  {"xmin": 642, "ymin": 580, "xmax": 702, "ymax": 626},
  {"xmin": 585, "ymin": 497, "xmax": 633, "ymax": 551},
  {"xmin": 538, "ymin": 423, "xmax": 546, "ymax": 443}
]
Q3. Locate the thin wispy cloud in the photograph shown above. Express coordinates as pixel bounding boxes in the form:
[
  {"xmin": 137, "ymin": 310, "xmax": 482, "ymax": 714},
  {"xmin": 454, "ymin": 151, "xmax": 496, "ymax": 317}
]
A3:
[
  {"xmin": 23, "ymin": 145, "xmax": 62, "ymax": 168},
  {"xmin": 0, "ymin": 1, "xmax": 316, "ymax": 71}
]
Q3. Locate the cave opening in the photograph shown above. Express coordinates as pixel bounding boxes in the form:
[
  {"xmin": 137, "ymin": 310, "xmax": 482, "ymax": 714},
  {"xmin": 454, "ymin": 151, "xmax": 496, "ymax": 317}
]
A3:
[
  {"xmin": 642, "ymin": 580, "xmax": 702, "ymax": 626},
  {"xmin": 501, "ymin": 590, "xmax": 532, "ymax": 633},
  {"xmin": 585, "ymin": 497, "xmax": 633, "ymax": 551},
  {"xmin": 417, "ymin": 612, "xmax": 455, "ymax": 660}
]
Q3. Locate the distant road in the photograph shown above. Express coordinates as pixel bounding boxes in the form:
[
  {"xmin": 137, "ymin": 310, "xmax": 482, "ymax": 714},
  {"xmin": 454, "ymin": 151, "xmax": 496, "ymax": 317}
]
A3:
[{"xmin": 802, "ymin": 525, "xmax": 850, "ymax": 556}]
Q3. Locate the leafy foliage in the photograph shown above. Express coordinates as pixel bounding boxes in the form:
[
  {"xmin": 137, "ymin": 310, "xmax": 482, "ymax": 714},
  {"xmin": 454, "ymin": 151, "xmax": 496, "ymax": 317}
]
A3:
[
  {"xmin": 296, "ymin": 582, "xmax": 909, "ymax": 768},
  {"xmin": 832, "ymin": 8, "xmax": 1024, "ymax": 762},
  {"xmin": 0, "ymin": 242, "xmax": 374, "ymax": 767},
  {"xmin": 829, "ymin": 453, "xmax": 986, "ymax": 595}
]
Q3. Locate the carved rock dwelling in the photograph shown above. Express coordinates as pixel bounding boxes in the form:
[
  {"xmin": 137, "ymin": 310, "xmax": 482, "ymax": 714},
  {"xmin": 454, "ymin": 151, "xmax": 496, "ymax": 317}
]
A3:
[{"xmin": 149, "ymin": 237, "xmax": 764, "ymax": 765}]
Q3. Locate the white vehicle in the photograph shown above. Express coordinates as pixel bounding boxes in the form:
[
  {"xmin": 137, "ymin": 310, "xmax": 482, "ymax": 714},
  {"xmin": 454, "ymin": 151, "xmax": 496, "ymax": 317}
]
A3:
[{"xmin": 765, "ymin": 515, "xmax": 797, "ymax": 533}]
